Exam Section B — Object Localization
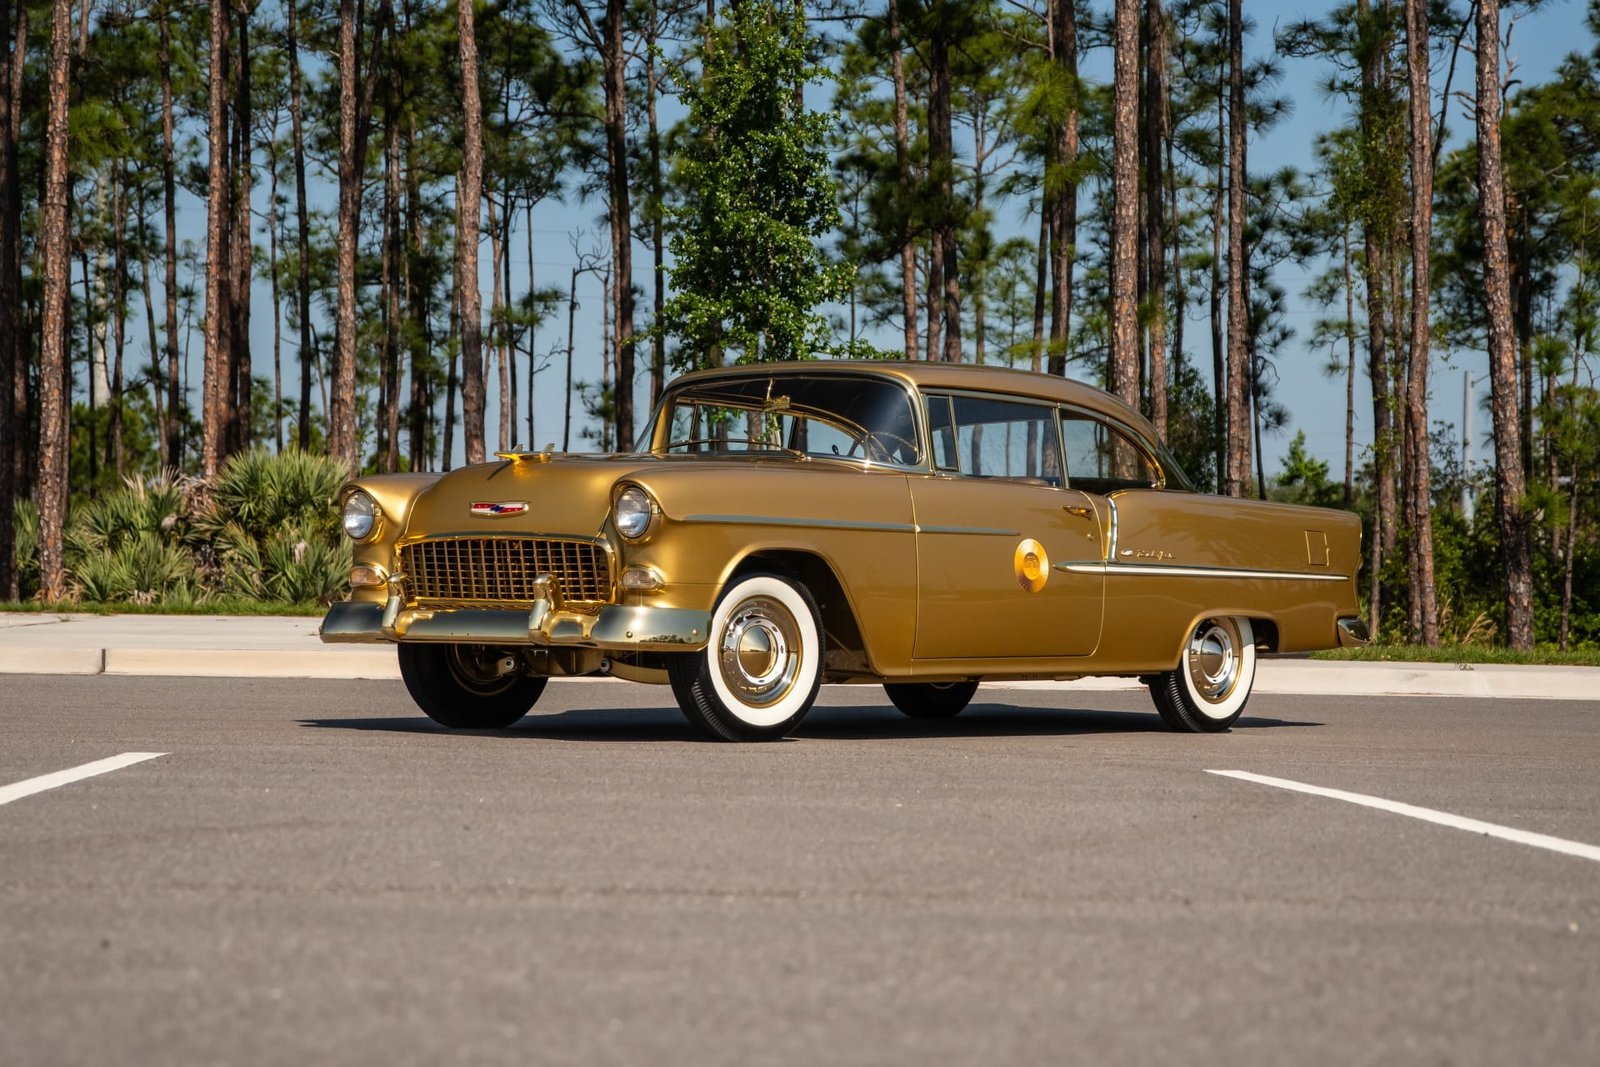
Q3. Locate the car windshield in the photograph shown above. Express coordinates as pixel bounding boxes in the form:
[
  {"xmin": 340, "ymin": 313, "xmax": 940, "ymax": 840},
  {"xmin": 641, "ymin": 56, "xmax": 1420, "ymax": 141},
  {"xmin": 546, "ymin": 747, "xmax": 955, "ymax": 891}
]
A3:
[{"xmin": 654, "ymin": 374, "xmax": 922, "ymax": 467}]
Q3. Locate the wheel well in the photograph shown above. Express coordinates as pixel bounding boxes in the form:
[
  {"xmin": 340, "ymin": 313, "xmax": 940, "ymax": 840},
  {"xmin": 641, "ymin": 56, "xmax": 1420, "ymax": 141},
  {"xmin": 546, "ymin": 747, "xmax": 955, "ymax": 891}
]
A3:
[
  {"xmin": 1249, "ymin": 617, "xmax": 1280, "ymax": 653},
  {"xmin": 728, "ymin": 551, "xmax": 867, "ymax": 660}
]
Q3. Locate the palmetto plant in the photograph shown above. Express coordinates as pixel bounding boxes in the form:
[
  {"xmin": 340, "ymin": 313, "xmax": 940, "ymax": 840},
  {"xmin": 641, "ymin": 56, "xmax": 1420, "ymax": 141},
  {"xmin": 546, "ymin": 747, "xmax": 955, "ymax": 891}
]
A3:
[
  {"xmin": 192, "ymin": 450, "xmax": 351, "ymax": 606},
  {"xmin": 18, "ymin": 451, "xmax": 352, "ymax": 608},
  {"xmin": 64, "ymin": 475, "xmax": 197, "ymax": 605}
]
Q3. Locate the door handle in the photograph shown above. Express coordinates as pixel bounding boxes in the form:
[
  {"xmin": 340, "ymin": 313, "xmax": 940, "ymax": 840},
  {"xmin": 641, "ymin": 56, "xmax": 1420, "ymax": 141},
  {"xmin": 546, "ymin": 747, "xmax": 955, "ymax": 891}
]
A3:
[{"xmin": 1062, "ymin": 504, "xmax": 1093, "ymax": 518}]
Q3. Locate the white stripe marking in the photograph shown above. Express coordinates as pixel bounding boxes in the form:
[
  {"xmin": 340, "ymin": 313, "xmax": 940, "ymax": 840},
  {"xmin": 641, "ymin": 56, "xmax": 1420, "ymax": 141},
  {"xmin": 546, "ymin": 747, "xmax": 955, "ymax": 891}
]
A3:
[
  {"xmin": 0, "ymin": 753, "xmax": 168, "ymax": 807},
  {"xmin": 1208, "ymin": 769, "xmax": 1600, "ymax": 864}
]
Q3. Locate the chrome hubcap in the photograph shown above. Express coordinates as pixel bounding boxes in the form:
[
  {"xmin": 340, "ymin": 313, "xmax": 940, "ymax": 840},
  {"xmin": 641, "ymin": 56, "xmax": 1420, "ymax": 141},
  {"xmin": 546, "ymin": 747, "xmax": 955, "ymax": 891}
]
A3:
[
  {"xmin": 719, "ymin": 597, "xmax": 801, "ymax": 707},
  {"xmin": 1186, "ymin": 618, "xmax": 1242, "ymax": 704},
  {"xmin": 447, "ymin": 645, "xmax": 519, "ymax": 696}
]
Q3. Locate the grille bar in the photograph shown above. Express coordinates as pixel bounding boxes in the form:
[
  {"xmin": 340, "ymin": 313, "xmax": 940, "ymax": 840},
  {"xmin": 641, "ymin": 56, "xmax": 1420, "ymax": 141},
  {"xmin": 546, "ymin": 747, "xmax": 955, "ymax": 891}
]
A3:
[{"xmin": 399, "ymin": 537, "xmax": 610, "ymax": 605}]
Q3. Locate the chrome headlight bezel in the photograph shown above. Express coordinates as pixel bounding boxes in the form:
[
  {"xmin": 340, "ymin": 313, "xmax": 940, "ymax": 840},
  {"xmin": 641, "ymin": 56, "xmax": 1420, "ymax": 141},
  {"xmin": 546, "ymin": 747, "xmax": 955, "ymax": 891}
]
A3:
[
  {"xmin": 341, "ymin": 490, "xmax": 381, "ymax": 543},
  {"xmin": 613, "ymin": 484, "xmax": 659, "ymax": 542}
]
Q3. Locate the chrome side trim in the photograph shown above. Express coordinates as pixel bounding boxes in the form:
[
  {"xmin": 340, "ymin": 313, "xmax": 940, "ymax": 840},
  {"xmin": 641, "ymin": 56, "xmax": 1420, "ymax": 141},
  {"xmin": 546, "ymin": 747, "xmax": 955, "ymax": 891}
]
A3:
[
  {"xmin": 683, "ymin": 514, "xmax": 917, "ymax": 534},
  {"xmin": 1054, "ymin": 562, "xmax": 1350, "ymax": 582},
  {"xmin": 1105, "ymin": 498, "xmax": 1119, "ymax": 560},
  {"xmin": 916, "ymin": 524, "xmax": 1023, "ymax": 537}
]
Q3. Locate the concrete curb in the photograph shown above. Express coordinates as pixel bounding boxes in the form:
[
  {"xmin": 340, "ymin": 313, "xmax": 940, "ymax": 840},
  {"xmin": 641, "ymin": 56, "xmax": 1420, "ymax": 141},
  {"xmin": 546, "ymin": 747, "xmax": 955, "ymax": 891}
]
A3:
[{"xmin": 2, "ymin": 613, "xmax": 1597, "ymax": 700}]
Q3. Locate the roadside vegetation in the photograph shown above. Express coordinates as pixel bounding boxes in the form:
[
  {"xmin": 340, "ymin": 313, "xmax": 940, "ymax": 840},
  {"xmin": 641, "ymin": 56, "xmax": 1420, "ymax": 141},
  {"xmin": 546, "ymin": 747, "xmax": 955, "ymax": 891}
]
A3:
[
  {"xmin": 1312, "ymin": 645, "xmax": 1600, "ymax": 668},
  {"xmin": 8, "ymin": 450, "xmax": 348, "ymax": 611}
]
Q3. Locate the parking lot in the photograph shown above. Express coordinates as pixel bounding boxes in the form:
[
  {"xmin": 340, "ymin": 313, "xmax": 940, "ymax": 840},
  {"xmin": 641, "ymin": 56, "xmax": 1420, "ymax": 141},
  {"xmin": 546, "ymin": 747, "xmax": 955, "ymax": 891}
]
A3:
[{"xmin": 3, "ymin": 674, "xmax": 1598, "ymax": 1065}]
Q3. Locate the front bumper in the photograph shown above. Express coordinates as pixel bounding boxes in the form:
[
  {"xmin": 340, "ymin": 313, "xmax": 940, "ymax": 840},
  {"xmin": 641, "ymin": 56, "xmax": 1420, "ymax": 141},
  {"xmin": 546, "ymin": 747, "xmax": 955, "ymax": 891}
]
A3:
[{"xmin": 320, "ymin": 598, "xmax": 710, "ymax": 652}]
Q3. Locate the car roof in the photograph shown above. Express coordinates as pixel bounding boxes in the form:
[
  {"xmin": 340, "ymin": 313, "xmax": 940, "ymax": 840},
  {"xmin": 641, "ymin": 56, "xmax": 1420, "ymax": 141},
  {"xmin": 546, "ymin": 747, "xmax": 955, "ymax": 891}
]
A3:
[{"xmin": 669, "ymin": 360, "xmax": 1160, "ymax": 443}]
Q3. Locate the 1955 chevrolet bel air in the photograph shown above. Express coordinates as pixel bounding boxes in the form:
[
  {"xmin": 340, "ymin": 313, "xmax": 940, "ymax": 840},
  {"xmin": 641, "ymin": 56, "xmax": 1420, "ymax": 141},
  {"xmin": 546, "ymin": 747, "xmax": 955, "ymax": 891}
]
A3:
[{"xmin": 321, "ymin": 361, "xmax": 1366, "ymax": 741}]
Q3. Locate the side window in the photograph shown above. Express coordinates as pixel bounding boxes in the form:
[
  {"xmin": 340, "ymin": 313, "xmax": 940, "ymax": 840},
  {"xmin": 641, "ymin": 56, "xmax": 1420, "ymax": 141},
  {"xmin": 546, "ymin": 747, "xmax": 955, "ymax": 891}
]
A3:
[
  {"xmin": 947, "ymin": 395, "xmax": 1062, "ymax": 486},
  {"xmin": 926, "ymin": 395, "xmax": 958, "ymax": 471},
  {"xmin": 1060, "ymin": 413, "xmax": 1162, "ymax": 493}
]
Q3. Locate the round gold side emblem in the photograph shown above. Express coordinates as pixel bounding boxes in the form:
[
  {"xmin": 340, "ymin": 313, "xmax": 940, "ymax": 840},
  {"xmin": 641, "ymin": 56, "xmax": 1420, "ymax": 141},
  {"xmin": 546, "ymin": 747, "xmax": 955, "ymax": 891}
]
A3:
[{"xmin": 1014, "ymin": 538, "xmax": 1050, "ymax": 593}]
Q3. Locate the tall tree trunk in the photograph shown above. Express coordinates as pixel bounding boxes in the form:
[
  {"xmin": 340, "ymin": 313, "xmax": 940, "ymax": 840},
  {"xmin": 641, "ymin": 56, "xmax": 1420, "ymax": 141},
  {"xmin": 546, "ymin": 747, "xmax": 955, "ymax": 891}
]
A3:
[
  {"xmin": 382, "ymin": 97, "xmax": 401, "ymax": 472},
  {"xmin": 139, "ymin": 185, "xmax": 164, "ymax": 466},
  {"xmin": 0, "ymin": 0, "xmax": 19, "ymax": 597},
  {"xmin": 928, "ymin": 29, "xmax": 960, "ymax": 362},
  {"xmin": 38, "ymin": 0, "xmax": 74, "ymax": 601},
  {"xmin": 1475, "ymin": 0, "xmax": 1533, "ymax": 650},
  {"xmin": 331, "ymin": 0, "xmax": 368, "ymax": 469},
  {"xmin": 487, "ymin": 193, "xmax": 510, "ymax": 452},
  {"xmin": 1210, "ymin": 89, "xmax": 1225, "ymax": 493},
  {"xmin": 1341, "ymin": 224, "xmax": 1356, "ymax": 507},
  {"xmin": 1357, "ymin": 0, "xmax": 1391, "ymax": 636},
  {"xmin": 1031, "ymin": 211, "xmax": 1048, "ymax": 373},
  {"xmin": 1223, "ymin": 0, "xmax": 1250, "ymax": 496},
  {"xmin": 230, "ymin": 5, "xmax": 253, "ymax": 455},
  {"xmin": 444, "ymin": 280, "xmax": 459, "ymax": 470},
  {"xmin": 564, "ymin": 266, "xmax": 578, "ymax": 451},
  {"xmin": 455, "ymin": 0, "xmax": 483, "ymax": 463},
  {"xmin": 267, "ymin": 137, "xmax": 282, "ymax": 453},
  {"xmin": 601, "ymin": 0, "xmax": 634, "ymax": 445},
  {"xmin": 1109, "ymin": 0, "xmax": 1139, "ymax": 405},
  {"xmin": 1405, "ymin": 0, "xmax": 1438, "ymax": 645},
  {"xmin": 645, "ymin": 33, "xmax": 665, "ymax": 409},
  {"xmin": 110, "ymin": 165, "xmax": 127, "ymax": 477},
  {"xmin": 4, "ymin": 4, "xmax": 22, "ymax": 520},
  {"xmin": 287, "ymin": 0, "xmax": 314, "ymax": 451},
  {"xmin": 890, "ymin": 0, "xmax": 916, "ymax": 360},
  {"xmin": 1047, "ymin": 0, "xmax": 1077, "ymax": 375},
  {"xmin": 202, "ymin": 0, "xmax": 231, "ymax": 477},
  {"xmin": 1143, "ymin": 0, "xmax": 1169, "ymax": 439},
  {"xmin": 159, "ymin": 4, "xmax": 182, "ymax": 468},
  {"xmin": 406, "ymin": 112, "xmax": 428, "ymax": 470}
]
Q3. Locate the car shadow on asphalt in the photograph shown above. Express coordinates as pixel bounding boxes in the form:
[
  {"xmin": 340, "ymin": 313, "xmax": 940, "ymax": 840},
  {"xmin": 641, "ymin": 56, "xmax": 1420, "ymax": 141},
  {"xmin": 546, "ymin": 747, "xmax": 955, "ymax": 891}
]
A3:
[{"xmin": 297, "ymin": 703, "xmax": 1322, "ymax": 743}]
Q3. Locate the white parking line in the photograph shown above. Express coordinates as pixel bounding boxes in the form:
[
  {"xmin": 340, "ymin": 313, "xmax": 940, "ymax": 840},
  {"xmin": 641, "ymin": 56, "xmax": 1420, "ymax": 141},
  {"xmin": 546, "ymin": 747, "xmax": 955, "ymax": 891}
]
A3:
[
  {"xmin": 1209, "ymin": 769, "xmax": 1600, "ymax": 864},
  {"xmin": 0, "ymin": 753, "xmax": 168, "ymax": 807}
]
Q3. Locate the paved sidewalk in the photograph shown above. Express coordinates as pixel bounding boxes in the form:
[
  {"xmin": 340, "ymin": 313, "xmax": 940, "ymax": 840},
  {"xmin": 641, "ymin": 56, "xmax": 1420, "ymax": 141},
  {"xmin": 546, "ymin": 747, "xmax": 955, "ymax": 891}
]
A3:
[{"xmin": 0, "ymin": 611, "xmax": 1596, "ymax": 700}]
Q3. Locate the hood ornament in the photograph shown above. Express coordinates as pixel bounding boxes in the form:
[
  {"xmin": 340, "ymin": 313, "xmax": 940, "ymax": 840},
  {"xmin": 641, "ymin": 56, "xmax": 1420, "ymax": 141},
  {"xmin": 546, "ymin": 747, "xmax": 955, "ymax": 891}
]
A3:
[{"xmin": 471, "ymin": 501, "xmax": 529, "ymax": 518}]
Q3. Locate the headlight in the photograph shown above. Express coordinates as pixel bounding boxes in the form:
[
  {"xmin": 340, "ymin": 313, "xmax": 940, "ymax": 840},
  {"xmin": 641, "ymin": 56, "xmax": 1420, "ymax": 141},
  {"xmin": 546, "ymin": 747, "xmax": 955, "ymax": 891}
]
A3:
[
  {"xmin": 342, "ymin": 491, "xmax": 378, "ymax": 541},
  {"xmin": 614, "ymin": 486, "xmax": 656, "ymax": 541}
]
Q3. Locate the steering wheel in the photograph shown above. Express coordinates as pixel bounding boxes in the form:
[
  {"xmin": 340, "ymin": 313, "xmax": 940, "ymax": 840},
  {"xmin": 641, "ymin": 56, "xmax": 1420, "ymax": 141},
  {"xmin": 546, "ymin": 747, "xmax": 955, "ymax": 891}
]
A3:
[{"xmin": 861, "ymin": 430, "xmax": 919, "ymax": 465}]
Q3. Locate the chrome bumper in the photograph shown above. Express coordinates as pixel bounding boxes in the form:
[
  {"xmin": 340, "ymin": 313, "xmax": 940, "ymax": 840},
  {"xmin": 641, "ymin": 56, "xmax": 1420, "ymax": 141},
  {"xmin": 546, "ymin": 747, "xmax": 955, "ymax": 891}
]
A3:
[
  {"xmin": 1336, "ymin": 616, "xmax": 1371, "ymax": 649},
  {"xmin": 320, "ymin": 598, "xmax": 710, "ymax": 652}
]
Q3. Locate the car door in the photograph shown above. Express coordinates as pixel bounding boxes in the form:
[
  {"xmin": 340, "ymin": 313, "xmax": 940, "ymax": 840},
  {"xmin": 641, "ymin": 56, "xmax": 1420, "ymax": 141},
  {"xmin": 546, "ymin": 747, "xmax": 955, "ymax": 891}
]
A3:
[{"xmin": 910, "ymin": 394, "xmax": 1104, "ymax": 660}]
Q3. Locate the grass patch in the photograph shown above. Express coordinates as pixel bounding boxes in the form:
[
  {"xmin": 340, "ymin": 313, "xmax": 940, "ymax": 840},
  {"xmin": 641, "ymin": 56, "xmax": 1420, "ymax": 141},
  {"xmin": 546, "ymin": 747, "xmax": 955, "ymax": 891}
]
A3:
[
  {"xmin": 0, "ymin": 599, "xmax": 327, "ymax": 618},
  {"xmin": 1312, "ymin": 644, "xmax": 1600, "ymax": 667}
]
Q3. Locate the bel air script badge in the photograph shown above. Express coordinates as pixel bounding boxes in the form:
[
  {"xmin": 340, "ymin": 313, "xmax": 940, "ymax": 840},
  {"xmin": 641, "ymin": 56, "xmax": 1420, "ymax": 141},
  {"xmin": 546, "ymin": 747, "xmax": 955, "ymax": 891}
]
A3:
[{"xmin": 470, "ymin": 501, "xmax": 528, "ymax": 517}]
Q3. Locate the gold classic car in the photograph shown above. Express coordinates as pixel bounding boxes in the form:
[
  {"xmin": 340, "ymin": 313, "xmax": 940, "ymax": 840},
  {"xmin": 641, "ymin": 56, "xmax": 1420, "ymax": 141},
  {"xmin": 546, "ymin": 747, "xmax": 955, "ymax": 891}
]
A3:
[{"xmin": 322, "ymin": 361, "xmax": 1366, "ymax": 741}]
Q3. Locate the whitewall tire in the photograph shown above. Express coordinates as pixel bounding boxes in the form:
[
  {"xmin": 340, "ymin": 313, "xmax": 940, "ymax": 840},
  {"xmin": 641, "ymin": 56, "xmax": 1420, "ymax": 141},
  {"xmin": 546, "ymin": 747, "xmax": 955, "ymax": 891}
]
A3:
[
  {"xmin": 668, "ymin": 573, "xmax": 824, "ymax": 742},
  {"xmin": 1148, "ymin": 616, "xmax": 1257, "ymax": 733}
]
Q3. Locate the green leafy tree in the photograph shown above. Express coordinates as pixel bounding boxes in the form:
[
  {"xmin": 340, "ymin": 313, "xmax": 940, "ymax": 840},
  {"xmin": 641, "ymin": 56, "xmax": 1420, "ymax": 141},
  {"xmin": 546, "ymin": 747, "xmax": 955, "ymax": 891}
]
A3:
[{"xmin": 658, "ymin": 0, "xmax": 851, "ymax": 368}]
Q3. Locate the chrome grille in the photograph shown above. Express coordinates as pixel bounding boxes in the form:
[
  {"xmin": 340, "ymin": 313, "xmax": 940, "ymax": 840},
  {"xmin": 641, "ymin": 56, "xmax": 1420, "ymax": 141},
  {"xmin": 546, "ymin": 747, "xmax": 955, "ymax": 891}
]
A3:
[{"xmin": 399, "ymin": 537, "xmax": 611, "ymax": 605}]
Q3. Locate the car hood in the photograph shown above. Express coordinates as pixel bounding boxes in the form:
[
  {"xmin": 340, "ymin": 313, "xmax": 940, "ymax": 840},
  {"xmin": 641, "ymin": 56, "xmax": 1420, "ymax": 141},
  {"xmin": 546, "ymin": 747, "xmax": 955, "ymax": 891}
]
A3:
[{"xmin": 401, "ymin": 454, "xmax": 644, "ymax": 540}]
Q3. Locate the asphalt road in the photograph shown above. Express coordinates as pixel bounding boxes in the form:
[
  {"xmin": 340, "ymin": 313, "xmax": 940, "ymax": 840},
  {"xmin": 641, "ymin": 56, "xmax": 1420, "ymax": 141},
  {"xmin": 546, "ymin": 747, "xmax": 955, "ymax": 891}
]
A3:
[{"xmin": 2, "ymin": 675, "xmax": 1598, "ymax": 1066}]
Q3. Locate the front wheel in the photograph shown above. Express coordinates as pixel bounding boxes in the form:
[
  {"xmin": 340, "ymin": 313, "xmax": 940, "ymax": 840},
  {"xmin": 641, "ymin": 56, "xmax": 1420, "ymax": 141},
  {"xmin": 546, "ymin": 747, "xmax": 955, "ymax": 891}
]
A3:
[
  {"xmin": 884, "ymin": 681, "xmax": 978, "ymax": 719},
  {"xmin": 1148, "ymin": 616, "xmax": 1257, "ymax": 733},
  {"xmin": 668, "ymin": 573, "xmax": 824, "ymax": 742},
  {"xmin": 397, "ymin": 643, "xmax": 548, "ymax": 729}
]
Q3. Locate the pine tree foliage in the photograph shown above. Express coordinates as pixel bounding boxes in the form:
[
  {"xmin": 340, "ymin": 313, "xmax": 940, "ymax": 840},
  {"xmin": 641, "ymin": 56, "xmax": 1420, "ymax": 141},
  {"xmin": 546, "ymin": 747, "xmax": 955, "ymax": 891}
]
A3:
[{"xmin": 658, "ymin": 0, "xmax": 852, "ymax": 368}]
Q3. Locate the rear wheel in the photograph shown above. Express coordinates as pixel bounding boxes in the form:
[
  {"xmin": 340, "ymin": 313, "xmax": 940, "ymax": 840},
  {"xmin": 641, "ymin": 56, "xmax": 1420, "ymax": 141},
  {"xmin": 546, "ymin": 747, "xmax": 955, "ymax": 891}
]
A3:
[
  {"xmin": 397, "ymin": 643, "xmax": 547, "ymax": 729},
  {"xmin": 669, "ymin": 573, "xmax": 823, "ymax": 742},
  {"xmin": 884, "ymin": 681, "xmax": 978, "ymax": 719},
  {"xmin": 1148, "ymin": 616, "xmax": 1256, "ymax": 733}
]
